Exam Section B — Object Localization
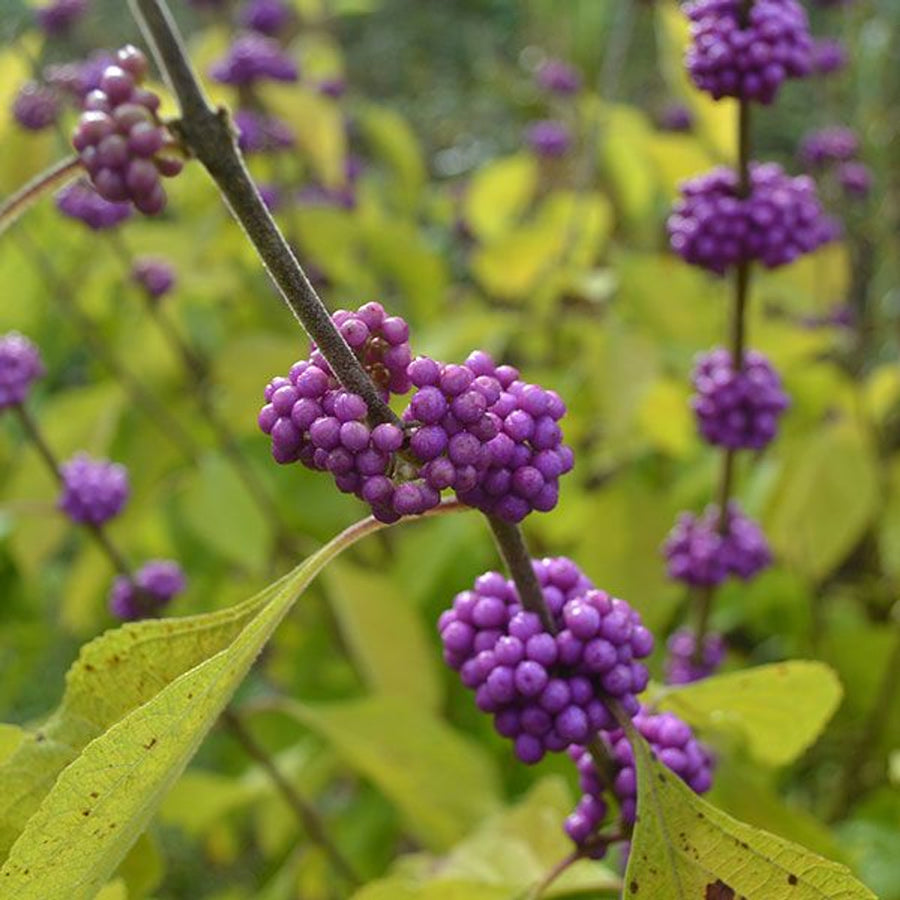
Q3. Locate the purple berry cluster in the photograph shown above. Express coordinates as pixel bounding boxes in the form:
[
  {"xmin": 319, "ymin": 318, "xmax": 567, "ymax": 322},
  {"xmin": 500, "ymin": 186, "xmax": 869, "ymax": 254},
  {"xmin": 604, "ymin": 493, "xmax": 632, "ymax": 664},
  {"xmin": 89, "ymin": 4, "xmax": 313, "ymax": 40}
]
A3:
[
  {"xmin": 664, "ymin": 502, "xmax": 771, "ymax": 588},
  {"xmin": 0, "ymin": 333, "xmax": 45, "ymax": 410},
  {"xmin": 657, "ymin": 103, "xmax": 694, "ymax": 133},
  {"xmin": 56, "ymin": 180, "xmax": 133, "ymax": 230},
  {"xmin": 45, "ymin": 52, "xmax": 114, "ymax": 103},
  {"xmin": 35, "ymin": 0, "xmax": 88, "ymax": 35},
  {"xmin": 691, "ymin": 347, "xmax": 789, "ymax": 450},
  {"xmin": 684, "ymin": 0, "xmax": 813, "ymax": 104},
  {"xmin": 238, "ymin": 0, "xmax": 293, "ymax": 35},
  {"xmin": 13, "ymin": 82, "xmax": 61, "ymax": 131},
  {"xmin": 131, "ymin": 257, "xmax": 176, "ymax": 299},
  {"xmin": 109, "ymin": 559, "xmax": 187, "ymax": 620},
  {"xmin": 799, "ymin": 127, "xmax": 859, "ymax": 168},
  {"xmin": 72, "ymin": 45, "xmax": 183, "ymax": 216},
  {"xmin": 668, "ymin": 163, "xmax": 834, "ymax": 274},
  {"xmin": 811, "ymin": 38, "xmax": 846, "ymax": 76},
  {"xmin": 234, "ymin": 109, "xmax": 294, "ymax": 154},
  {"xmin": 259, "ymin": 305, "xmax": 572, "ymax": 524},
  {"xmin": 566, "ymin": 708, "xmax": 714, "ymax": 849},
  {"xmin": 526, "ymin": 120, "xmax": 571, "ymax": 159},
  {"xmin": 58, "ymin": 452, "xmax": 129, "ymax": 526},
  {"xmin": 535, "ymin": 58, "xmax": 582, "ymax": 95},
  {"xmin": 209, "ymin": 33, "xmax": 298, "ymax": 86},
  {"xmin": 665, "ymin": 627, "xmax": 726, "ymax": 685},
  {"xmin": 439, "ymin": 558, "xmax": 654, "ymax": 765}
]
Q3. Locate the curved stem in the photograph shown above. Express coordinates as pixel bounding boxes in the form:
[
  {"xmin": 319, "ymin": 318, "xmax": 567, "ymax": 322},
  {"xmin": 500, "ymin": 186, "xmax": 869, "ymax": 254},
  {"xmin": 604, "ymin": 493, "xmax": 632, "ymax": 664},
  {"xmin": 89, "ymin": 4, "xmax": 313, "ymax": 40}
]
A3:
[
  {"xmin": 220, "ymin": 708, "xmax": 361, "ymax": 886},
  {"xmin": 0, "ymin": 156, "xmax": 83, "ymax": 237},
  {"xmin": 527, "ymin": 849, "xmax": 582, "ymax": 900},
  {"xmin": 127, "ymin": 0, "xmax": 400, "ymax": 428}
]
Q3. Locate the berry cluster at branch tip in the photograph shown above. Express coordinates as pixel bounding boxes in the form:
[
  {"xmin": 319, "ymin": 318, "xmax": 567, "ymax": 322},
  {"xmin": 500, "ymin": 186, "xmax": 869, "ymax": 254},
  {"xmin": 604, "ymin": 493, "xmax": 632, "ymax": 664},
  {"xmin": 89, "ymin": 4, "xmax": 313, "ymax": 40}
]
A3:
[
  {"xmin": 664, "ymin": 502, "xmax": 771, "ymax": 588},
  {"xmin": 259, "ymin": 304, "xmax": 572, "ymax": 523},
  {"xmin": 691, "ymin": 348, "xmax": 789, "ymax": 450},
  {"xmin": 439, "ymin": 557, "xmax": 653, "ymax": 765},
  {"xmin": 665, "ymin": 628, "xmax": 726, "ymax": 685},
  {"xmin": 668, "ymin": 163, "xmax": 836, "ymax": 274},
  {"xmin": 0, "ymin": 333, "xmax": 45, "ymax": 410},
  {"xmin": 684, "ymin": 0, "xmax": 813, "ymax": 104},
  {"xmin": 72, "ymin": 45, "xmax": 183, "ymax": 215},
  {"xmin": 58, "ymin": 452, "xmax": 129, "ymax": 526},
  {"xmin": 109, "ymin": 559, "xmax": 187, "ymax": 621}
]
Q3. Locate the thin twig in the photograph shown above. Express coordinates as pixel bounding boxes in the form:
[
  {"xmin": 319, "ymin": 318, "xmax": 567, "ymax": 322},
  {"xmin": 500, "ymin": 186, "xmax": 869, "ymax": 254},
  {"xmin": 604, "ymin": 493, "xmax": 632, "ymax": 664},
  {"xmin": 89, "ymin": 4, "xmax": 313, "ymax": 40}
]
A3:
[
  {"xmin": 0, "ymin": 156, "xmax": 83, "ymax": 237},
  {"xmin": 220, "ymin": 708, "xmax": 361, "ymax": 886}
]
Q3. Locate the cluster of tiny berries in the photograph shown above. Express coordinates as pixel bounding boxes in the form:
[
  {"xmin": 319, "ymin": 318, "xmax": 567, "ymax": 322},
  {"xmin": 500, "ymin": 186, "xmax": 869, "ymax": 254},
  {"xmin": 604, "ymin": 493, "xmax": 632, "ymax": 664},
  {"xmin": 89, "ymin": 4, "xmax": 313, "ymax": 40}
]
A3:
[
  {"xmin": 691, "ymin": 348, "xmax": 789, "ymax": 450},
  {"xmin": 664, "ymin": 628, "xmax": 727, "ymax": 686},
  {"xmin": 684, "ymin": 0, "xmax": 812, "ymax": 104},
  {"xmin": 209, "ymin": 33, "xmax": 298, "ymax": 85},
  {"xmin": 566, "ymin": 708, "xmax": 715, "ymax": 850},
  {"xmin": 58, "ymin": 452, "xmax": 129, "ymax": 526},
  {"xmin": 72, "ymin": 45, "xmax": 183, "ymax": 215},
  {"xmin": 439, "ymin": 558, "xmax": 653, "ymax": 765},
  {"xmin": 259, "ymin": 304, "xmax": 571, "ymax": 524},
  {"xmin": 668, "ymin": 163, "xmax": 835, "ymax": 275},
  {"xmin": 664, "ymin": 502, "xmax": 771, "ymax": 588},
  {"xmin": 799, "ymin": 127, "xmax": 858, "ymax": 168},
  {"xmin": 109, "ymin": 560, "xmax": 187, "ymax": 621},
  {"xmin": 56, "ymin": 180, "xmax": 133, "ymax": 230},
  {"xmin": 0, "ymin": 333, "xmax": 45, "ymax": 410}
]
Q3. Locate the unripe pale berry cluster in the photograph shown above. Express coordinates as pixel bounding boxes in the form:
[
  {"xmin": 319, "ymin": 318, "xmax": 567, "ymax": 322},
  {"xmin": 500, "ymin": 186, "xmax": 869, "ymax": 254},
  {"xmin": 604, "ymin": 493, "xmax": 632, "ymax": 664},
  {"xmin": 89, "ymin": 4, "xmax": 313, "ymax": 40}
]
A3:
[
  {"xmin": 58, "ymin": 452, "xmax": 129, "ymax": 526},
  {"xmin": 109, "ymin": 559, "xmax": 187, "ymax": 620},
  {"xmin": 684, "ymin": 0, "xmax": 813, "ymax": 104},
  {"xmin": 259, "ymin": 304, "xmax": 571, "ymax": 524},
  {"xmin": 0, "ymin": 333, "xmax": 45, "ymax": 410},
  {"xmin": 665, "ymin": 627, "xmax": 726, "ymax": 685},
  {"xmin": 439, "ymin": 558, "xmax": 653, "ymax": 765},
  {"xmin": 691, "ymin": 348, "xmax": 789, "ymax": 450},
  {"xmin": 664, "ymin": 502, "xmax": 771, "ymax": 588},
  {"xmin": 566, "ymin": 708, "xmax": 714, "ymax": 849},
  {"xmin": 668, "ymin": 163, "xmax": 834, "ymax": 274},
  {"xmin": 72, "ymin": 46, "xmax": 183, "ymax": 216}
]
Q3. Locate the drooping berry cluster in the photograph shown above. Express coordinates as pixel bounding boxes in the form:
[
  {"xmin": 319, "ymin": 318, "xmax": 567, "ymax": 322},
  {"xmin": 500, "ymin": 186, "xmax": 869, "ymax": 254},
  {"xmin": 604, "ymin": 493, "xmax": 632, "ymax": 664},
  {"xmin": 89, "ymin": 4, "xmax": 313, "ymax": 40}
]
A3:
[
  {"xmin": 259, "ymin": 305, "xmax": 572, "ymax": 524},
  {"xmin": 668, "ymin": 163, "xmax": 835, "ymax": 274},
  {"xmin": 663, "ymin": 502, "xmax": 771, "ymax": 588},
  {"xmin": 72, "ymin": 45, "xmax": 183, "ymax": 215},
  {"xmin": 566, "ymin": 708, "xmax": 714, "ymax": 849},
  {"xmin": 209, "ymin": 33, "xmax": 298, "ymax": 86},
  {"xmin": 0, "ymin": 333, "xmax": 45, "ymax": 410},
  {"xmin": 131, "ymin": 257, "xmax": 176, "ymax": 299},
  {"xmin": 439, "ymin": 558, "xmax": 654, "ymax": 765},
  {"xmin": 109, "ymin": 559, "xmax": 187, "ymax": 620},
  {"xmin": 664, "ymin": 627, "xmax": 726, "ymax": 685},
  {"xmin": 56, "ymin": 179, "xmax": 133, "ymax": 230},
  {"xmin": 58, "ymin": 452, "xmax": 129, "ymax": 525},
  {"xmin": 684, "ymin": 0, "xmax": 813, "ymax": 104},
  {"xmin": 691, "ymin": 348, "xmax": 789, "ymax": 450}
]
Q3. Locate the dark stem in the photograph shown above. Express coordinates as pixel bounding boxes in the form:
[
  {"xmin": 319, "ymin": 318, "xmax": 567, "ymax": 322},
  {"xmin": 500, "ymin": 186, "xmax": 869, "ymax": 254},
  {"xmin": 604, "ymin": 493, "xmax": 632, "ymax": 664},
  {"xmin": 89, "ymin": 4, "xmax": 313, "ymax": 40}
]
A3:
[
  {"xmin": 220, "ymin": 708, "xmax": 361, "ymax": 886},
  {"xmin": 693, "ymin": 95, "xmax": 753, "ymax": 658},
  {"xmin": 829, "ymin": 617, "xmax": 900, "ymax": 822},
  {"xmin": 127, "ymin": 0, "xmax": 399, "ymax": 428},
  {"xmin": 528, "ymin": 849, "xmax": 583, "ymax": 900},
  {"xmin": 13, "ymin": 404, "xmax": 133, "ymax": 578},
  {"xmin": 0, "ymin": 156, "xmax": 83, "ymax": 237},
  {"xmin": 13, "ymin": 227, "xmax": 201, "ymax": 464}
]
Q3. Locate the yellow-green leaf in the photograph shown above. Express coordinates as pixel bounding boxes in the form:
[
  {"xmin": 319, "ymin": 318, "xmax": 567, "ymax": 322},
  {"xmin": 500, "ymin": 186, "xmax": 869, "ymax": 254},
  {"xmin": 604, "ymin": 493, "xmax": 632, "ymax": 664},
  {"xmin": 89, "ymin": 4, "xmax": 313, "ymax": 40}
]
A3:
[
  {"xmin": 283, "ymin": 696, "xmax": 500, "ymax": 851},
  {"xmin": 463, "ymin": 154, "xmax": 538, "ymax": 241},
  {"xmin": 625, "ymin": 726, "xmax": 877, "ymax": 899},
  {"xmin": 657, "ymin": 661, "xmax": 843, "ymax": 767}
]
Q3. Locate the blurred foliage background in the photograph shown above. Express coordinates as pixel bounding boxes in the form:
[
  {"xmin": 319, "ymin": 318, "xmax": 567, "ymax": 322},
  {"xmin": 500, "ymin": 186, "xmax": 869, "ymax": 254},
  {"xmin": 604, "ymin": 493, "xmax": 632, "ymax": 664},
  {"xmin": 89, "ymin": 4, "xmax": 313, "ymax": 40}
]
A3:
[{"xmin": 1, "ymin": 0, "xmax": 899, "ymax": 897}]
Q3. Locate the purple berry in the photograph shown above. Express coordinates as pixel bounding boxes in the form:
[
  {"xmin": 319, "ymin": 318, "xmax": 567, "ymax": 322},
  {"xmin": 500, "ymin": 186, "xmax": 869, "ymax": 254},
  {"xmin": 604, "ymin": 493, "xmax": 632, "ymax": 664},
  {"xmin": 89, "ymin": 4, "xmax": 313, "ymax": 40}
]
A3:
[
  {"xmin": 58, "ymin": 452, "xmax": 129, "ymax": 525},
  {"xmin": 0, "ymin": 333, "xmax": 45, "ymax": 409},
  {"xmin": 109, "ymin": 559, "xmax": 186, "ymax": 620}
]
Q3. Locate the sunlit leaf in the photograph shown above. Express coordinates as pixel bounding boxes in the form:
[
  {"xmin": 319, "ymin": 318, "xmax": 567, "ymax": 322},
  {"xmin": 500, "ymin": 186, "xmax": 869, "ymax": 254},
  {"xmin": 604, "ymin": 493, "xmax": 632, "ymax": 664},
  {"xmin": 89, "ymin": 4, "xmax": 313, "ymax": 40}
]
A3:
[
  {"xmin": 463, "ymin": 154, "xmax": 538, "ymax": 241},
  {"xmin": 657, "ymin": 661, "xmax": 843, "ymax": 766}
]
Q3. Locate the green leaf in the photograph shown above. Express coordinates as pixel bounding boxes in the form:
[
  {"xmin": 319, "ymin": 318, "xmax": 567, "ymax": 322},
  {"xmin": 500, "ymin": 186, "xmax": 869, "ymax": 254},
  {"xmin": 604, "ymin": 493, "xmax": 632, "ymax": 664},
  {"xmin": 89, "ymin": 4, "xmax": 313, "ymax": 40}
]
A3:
[
  {"xmin": 179, "ymin": 452, "xmax": 272, "ymax": 570},
  {"xmin": 625, "ymin": 725, "xmax": 877, "ymax": 899},
  {"xmin": 657, "ymin": 661, "xmax": 843, "ymax": 766},
  {"xmin": 0, "ymin": 516, "xmax": 386, "ymax": 898},
  {"xmin": 324, "ymin": 562, "xmax": 442, "ymax": 710},
  {"xmin": 283, "ymin": 696, "xmax": 500, "ymax": 851},
  {"xmin": 352, "ymin": 882, "xmax": 511, "ymax": 900},
  {"xmin": 765, "ymin": 420, "xmax": 879, "ymax": 581},
  {"xmin": 463, "ymin": 154, "xmax": 538, "ymax": 241},
  {"xmin": 357, "ymin": 105, "xmax": 426, "ymax": 210}
]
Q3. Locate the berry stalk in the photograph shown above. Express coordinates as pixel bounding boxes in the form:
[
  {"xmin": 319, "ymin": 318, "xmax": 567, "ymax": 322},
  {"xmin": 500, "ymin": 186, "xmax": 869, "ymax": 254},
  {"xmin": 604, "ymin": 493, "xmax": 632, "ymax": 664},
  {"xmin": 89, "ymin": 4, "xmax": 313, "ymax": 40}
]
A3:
[
  {"xmin": 0, "ymin": 155, "xmax": 83, "ymax": 238},
  {"xmin": 126, "ymin": 0, "xmax": 400, "ymax": 429}
]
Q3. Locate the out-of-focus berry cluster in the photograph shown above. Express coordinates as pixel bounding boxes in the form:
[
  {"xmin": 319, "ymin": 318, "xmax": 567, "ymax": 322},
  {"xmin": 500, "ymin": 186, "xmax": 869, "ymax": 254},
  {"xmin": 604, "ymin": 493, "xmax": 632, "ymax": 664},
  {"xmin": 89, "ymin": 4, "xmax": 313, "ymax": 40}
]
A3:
[
  {"xmin": 58, "ymin": 452, "xmax": 129, "ymax": 525},
  {"xmin": 0, "ymin": 333, "xmax": 45, "ymax": 410},
  {"xmin": 109, "ymin": 560, "xmax": 187, "ymax": 620},
  {"xmin": 664, "ymin": 628, "xmax": 726, "ymax": 685}
]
